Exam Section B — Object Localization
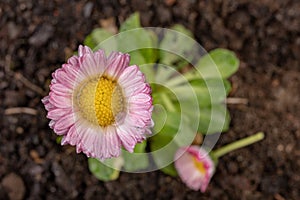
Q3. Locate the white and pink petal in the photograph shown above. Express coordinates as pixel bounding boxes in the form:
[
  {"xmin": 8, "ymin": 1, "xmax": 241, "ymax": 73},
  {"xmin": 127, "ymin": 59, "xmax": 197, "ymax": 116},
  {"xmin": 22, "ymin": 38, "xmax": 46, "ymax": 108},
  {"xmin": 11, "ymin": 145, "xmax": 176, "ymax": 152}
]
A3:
[
  {"xmin": 105, "ymin": 52, "xmax": 130, "ymax": 79},
  {"xmin": 53, "ymin": 112, "xmax": 75, "ymax": 135},
  {"xmin": 78, "ymin": 45, "xmax": 93, "ymax": 57},
  {"xmin": 49, "ymin": 92, "xmax": 72, "ymax": 109},
  {"xmin": 116, "ymin": 124, "xmax": 139, "ymax": 153}
]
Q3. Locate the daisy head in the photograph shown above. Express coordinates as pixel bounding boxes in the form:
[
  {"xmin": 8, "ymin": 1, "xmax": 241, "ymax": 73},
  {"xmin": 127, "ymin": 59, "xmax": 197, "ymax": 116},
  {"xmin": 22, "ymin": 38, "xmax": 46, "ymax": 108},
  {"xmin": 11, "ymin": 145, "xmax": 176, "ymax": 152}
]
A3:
[
  {"xmin": 42, "ymin": 45, "xmax": 153, "ymax": 160},
  {"xmin": 174, "ymin": 146, "xmax": 215, "ymax": 192}
]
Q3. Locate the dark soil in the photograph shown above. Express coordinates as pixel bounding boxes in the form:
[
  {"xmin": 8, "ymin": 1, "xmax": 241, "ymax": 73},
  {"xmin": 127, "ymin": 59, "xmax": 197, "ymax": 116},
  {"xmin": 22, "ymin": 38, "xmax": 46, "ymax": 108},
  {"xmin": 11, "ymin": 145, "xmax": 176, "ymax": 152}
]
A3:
[{"xmin": 0, "ymin": 0, "xmax": 299, "ymax": 199}]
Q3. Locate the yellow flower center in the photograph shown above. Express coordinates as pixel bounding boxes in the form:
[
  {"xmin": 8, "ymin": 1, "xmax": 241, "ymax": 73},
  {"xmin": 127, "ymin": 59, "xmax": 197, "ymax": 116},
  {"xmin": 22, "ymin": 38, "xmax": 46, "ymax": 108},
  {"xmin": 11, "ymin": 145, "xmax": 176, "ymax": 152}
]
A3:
[
  {"xmin": 75, "ymin": 76, "xmax": 124, "ymax": 127},
  {"xmin": 192, "ymin": 157, "xmax": 206, "ymax": 174}
]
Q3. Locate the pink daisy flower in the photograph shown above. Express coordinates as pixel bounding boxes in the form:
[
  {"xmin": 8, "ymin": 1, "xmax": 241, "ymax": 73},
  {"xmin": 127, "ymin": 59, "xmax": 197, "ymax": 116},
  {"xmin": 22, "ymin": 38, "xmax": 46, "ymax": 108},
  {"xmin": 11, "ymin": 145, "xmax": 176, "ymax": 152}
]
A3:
[
  {"xmin": 42, "ymin": 45, "xmax": 153, "ymax": 160},
  {"xmin": 174, "ymin": 146, "xmax": 215, "ymax": 192}
]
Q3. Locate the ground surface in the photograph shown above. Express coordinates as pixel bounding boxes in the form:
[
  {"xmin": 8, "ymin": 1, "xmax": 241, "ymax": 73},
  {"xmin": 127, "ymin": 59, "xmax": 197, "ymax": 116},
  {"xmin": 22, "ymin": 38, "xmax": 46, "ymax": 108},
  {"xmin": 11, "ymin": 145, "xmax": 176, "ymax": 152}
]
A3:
[{"xmin": 0, "ymin": 0, "xmax": 299, "ymax": 199}]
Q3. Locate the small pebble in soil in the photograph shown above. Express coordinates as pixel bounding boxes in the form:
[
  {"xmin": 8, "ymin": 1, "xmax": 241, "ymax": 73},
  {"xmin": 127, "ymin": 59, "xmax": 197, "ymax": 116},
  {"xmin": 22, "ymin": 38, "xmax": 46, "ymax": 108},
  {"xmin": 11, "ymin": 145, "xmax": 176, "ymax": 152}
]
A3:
[
  {"xmin": 30, "ymin": 149, "xmax": 44, "ymax": 164},
  {"xmin": 16, "ymin": 127, "xmax": 24, "ymax": 134},
  {"xmin": 29, "ymin": 23, "xmax": 54, "ymax": 47},
  {"xmin": 83, "ymin": 2, "xmax": 94, "ymax": 18},
  {"xmin": 1, "ymin": 173, "xmax": 25, "ymax": 200},
  {"xmin": 277, "ymin": 144, "xmax": 284, "ymax": 152},
  {"xmin": 7, "ymin": 21, "xmax": 21, "ymax": 40},
  {"xmin": 165, "ymin": 0, "xmax": 176, "ymax": 7},
  {"xmin": 227, "ymin": 162, "xmax": 238, "ymax": 174}
]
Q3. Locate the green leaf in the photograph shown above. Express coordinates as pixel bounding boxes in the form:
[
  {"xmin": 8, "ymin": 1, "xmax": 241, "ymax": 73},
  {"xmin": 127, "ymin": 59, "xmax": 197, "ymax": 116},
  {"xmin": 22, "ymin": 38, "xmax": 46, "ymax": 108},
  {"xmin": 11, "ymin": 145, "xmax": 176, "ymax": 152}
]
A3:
[
  {"xmin": 150, "ymin": 110, "xmax": 196, "ymax": 176},
  {"xmin": 88, "ymin": 157, "xmax": 123, "ymax": 181},
  {"xmin": 83, "ymin": 28, "xmax": 116, "ymax": 52},
  {"xmin": 159, "ymin": 24, "xmax": 195, "ymax": 69},
  {"xmin": 160, "ymin": 164, "xmax": 178, "ymax": 176},
  {"xmin": 117, "ymin": 30, "xmax": 157, "ymax": 65},
  {"xmin": 134, "ymin": 141, "xmax": 147, "ymax": 153},
  {"xmin": 128, "ymin": 50, "xmax": 146, "ymax": 65},
  {"xmin": 191, "ymin": 79, "xmax": 232, "ymax": 104},
  {"xmin": 153, "ymin": 110, "xmax": 180, "ymax": 136},
  {"xmin": 119, "ymin": 12, "xmax": 157, "ymax": 64},
  {"xmin": 169, "ymin": 79, "xmax": 231, "ymax": 107},
  {"xmin": 119, "ymin": 12, "xmax": 141, "ymax": 32},
  {"xmin": 155, "ymin": 65, "xmax": 179, "ymax": 86},
  {"xmin": 56, "ymin": 136, "xmax": 63, "ymax": 144},
  {"xmin": 171, "ymin": 24, "xmax": 193, "ymax": 37},
  {"xmin": 197, "ymin": 105, "xmax": 231, "ymax": 134},
  {"xmin": 139, "ymin": 64, "xmax": 156, "ymax": 83},
  {"xmin": 150, "ymin": 112, "xmax": 179, "ymax": 176},
  {"xmin": 122, "ymin": 141, "xmax": 149, "ymax": 172},
  {"xmin": 84, "ymin": 12, "xmax": 158, "ymax": 71},
  {"xmin": 150, "ymin": 133, "xmax": 178, "ymax": 177},
  {"xmin": 151, "ymin": 104, "xmax": 168, "ymax": 135},
  {"xmin": 119, "ymin": 17, "xmax": 158, "ymax": 63},
  {"xmin": 196, "ymin": 48, "xmax": 239, "ymax": 79}
]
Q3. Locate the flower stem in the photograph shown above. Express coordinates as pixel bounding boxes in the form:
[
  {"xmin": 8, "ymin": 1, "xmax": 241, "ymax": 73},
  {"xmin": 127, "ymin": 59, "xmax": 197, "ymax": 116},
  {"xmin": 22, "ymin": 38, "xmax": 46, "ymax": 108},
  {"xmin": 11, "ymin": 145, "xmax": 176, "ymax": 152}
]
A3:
[
  {"xmin": 160, "ymin": 93, "xmax": 176, "ymax": 112},
  {"xmin": 212, "ymin": 132, "xmax": 265, "ymax": 159}
]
